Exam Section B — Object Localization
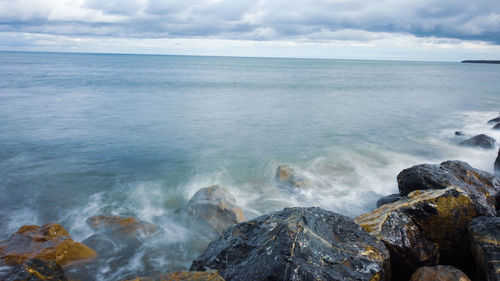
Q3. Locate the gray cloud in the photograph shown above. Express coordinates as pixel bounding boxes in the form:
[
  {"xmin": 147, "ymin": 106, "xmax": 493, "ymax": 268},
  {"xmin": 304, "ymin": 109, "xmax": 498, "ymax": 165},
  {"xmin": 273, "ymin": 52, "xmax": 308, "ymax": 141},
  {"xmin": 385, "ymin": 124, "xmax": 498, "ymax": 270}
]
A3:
[{"xmin": 0, "ymin": 0, "xmax": 499, "ymax": 44}]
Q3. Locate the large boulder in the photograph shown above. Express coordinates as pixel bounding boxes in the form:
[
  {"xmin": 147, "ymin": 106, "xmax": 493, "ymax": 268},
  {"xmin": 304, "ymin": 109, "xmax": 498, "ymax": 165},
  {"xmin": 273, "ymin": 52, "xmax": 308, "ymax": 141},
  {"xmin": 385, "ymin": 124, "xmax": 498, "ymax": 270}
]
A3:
[
  {"xmin": 495, "ymin": 148, "xmax": 500, "ymax": 175},
  {"xmin": 191, "ymin": 207, "xmax": 390, "ymax": 281},
  {"xmin": 127, "ymin": 271, "xmax": 225, "ymax": 281},
  {"xmin": 0, "ymin": 259, "xmax": 68, "ymax": 281},
  {"xmin": 459, "ymin": 134, "xmax": 496, "ymax": 149},
  {"xmin": 376, "ymin": 193, "xmax": 402, "ymax": 208},
  {"xmin": 275, "ymin": 165, "xmax": 309, "ymax": 188},
  {"xmin": 178, "ymin": 185, "xmax": 245, "ymax": 233},
  {"xmin": 487, "ymin": 116, "xmax": 500, "ymax": 124},
  {"xmin": 409, "ymin": 265, "xmax": 471, "ymax": 281},
  {"xmin": 0, "ymin": 223, "xmax": 96, "ymax": 266},
  {"xmin": 87, "ymin": 215, "xmax": 156, "ymax": 236},
  {"xmin": 355, "ymin": 187, "xmax": 478, "ymax": 280},
  {"xmin": 397, "ymin": 160, "xmax": 500, "ymax": 216},
  {"xmin": 468, "ymin": 216, "xmax": 500, "ymax": 281}
]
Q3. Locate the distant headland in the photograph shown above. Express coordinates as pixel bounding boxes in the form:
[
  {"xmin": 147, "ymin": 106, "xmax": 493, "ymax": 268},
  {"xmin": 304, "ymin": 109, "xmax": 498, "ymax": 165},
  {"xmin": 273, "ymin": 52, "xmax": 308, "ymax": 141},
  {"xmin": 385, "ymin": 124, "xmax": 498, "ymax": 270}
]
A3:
[{"xmin": 461, "ymin": 60, "xmax": 500, "ymax": 64}]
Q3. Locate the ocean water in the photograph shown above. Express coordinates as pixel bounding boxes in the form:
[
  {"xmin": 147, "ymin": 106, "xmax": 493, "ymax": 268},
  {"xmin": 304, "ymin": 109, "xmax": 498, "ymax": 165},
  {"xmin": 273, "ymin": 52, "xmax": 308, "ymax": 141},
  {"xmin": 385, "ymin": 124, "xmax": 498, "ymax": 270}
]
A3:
[{"xmin": 0, "ymin": 51, "xmax": 499, "ymax": 280}]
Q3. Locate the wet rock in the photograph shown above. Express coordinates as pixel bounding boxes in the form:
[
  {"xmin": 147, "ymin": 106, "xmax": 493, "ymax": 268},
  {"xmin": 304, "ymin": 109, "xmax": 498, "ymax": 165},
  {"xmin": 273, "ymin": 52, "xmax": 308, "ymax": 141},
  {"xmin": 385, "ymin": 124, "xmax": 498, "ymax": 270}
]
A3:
[
  {"xmin": 459, "ymin": 134, "xmax": 496, "ymax": 149},
  {"xmin": 409, "ymin": 265, "xmax": 471, "ymax": 281},
  {"xmin": 127, "ymin": 271, "xmax": 225, "ymax": 281},
  {"xmin": 275, "ymin": 165, "xmax": 309, "ymax": 188},
  {"xmin": 493, "ymin": 123, "xmax": 500, "ymax": 130},
  {"xmin": 0, "ymin": 223, "xmax": 96, "ymax": 266},
  {"xmin": 397, "ymin": 160, "xmax": 500, "ymax": 216},
  {"xmin": 468, "ymin": 216, "xmax": 500, "ymax": 281},
  {"xmin": 191, "ymin": 207, "xmax": 390, "ymax": 281},
  {"xmin": 178, "ymin": 185, "xmax": 245, "ymax": 233},
  {"xmin": 376, "ymin": 193, "xmax": 402, "ymax": 208},
  {"xmin": 495, "ymin": 148, "xmax": 500, "ymax": 175},
  {"xmin": 355, "ymin": 187, "xmax": 478, "ymax": 280},
  {"xmin": 0, "ymin": 259, "xmax": 68, "ymax": 281},
  {"xmin": 87, "ymin": 215, "xmax": 157, "ymax": 236},
  {"xmin": 455, "ymin": 131, "xmax": 464, "ymax": 136},
  {"xmin": 487, "ymin": 116, "xmax": 500, "ymax": 124}
]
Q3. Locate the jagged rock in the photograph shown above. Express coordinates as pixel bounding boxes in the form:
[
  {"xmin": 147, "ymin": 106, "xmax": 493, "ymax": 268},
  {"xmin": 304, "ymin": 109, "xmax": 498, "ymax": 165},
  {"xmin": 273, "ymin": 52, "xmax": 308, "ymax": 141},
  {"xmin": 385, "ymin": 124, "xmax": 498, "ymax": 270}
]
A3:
[
  {"xmin": 0, "ymin": 223, "xmax": 96, "ymax": 266},
  {"xmin": 87, "ymin": 215, "xmax": 156, "ymax": 235},
  {"xmin": 455, "ymin": 131, "xmax": 464, "ymax": 136},
  {"xmin": 191, "ymin": 207, "xmax": 390, "ymax": 281},
  {"xmin": 355, "ymin": 187, "xmax": 478, "ymax": 280},
  {"xmin": 409, "ymin": 265, "xmax": 471, "ymax": 281},
  {"xmin": 487, "ymin": 116, "xmax": 500, "ymax": 124},
  {"xmin": 468, "ymin": 216, "xmax": 500, "ymax": 281},
  {"xmin": 127, "ymin": 271, "xmax": 225, "ymax": 281},
  {"xmin": 459, "ymin": 134, "xmax": 496, "ymax": 149},
  {"xmin": 275, "ymin": 165, "xmax": 309, "ymax": 188},
  {"xmin": 494, "ymin": 123, "xmax": 500, "ymax": 130},
  {"xmin": 0, "ymin": 259, "xmax": 68, "ymax": 281},
  {"xmin": 397, "ymin": 160, "xmax": 500, "ymax": 216},
  {"xmin": 495, "ymin": 148, "xmax": 500, "ymax": 175},
  {"xmin": 376, "ymin": 193, "xmax": 402, "ymax": 208},
  {"xmin": 178, "ymin": 185, "xmax": 245, "ymax": 233}
]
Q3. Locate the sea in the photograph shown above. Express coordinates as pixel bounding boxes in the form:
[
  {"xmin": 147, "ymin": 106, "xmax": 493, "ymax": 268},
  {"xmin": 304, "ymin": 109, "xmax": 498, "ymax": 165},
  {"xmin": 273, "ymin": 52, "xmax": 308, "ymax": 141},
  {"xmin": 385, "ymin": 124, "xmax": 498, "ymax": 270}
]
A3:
[{"xmin": 0, "ymin": 51, "xmax": 499, "ymax": 280}]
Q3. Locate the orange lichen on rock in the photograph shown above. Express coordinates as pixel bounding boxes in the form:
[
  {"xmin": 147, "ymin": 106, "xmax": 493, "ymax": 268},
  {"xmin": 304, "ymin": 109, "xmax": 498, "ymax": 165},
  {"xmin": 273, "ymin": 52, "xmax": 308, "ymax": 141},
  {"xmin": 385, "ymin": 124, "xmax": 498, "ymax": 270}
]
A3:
[
  {"xmin": 127, "ymin": 271, "xmax": 225, "ymax": 281},
  {"xmin": 0, "ymin": 223, "xmax": 96, "ymax": 266},
  {"xmin": 87, "ymin": 215, "xmax": 157, "ymax": 235}
]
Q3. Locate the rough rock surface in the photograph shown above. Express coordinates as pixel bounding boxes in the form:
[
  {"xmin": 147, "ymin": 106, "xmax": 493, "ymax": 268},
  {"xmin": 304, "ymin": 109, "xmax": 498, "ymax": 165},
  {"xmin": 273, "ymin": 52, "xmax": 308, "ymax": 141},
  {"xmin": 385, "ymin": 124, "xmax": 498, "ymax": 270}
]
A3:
[
  {"xmin": 397, "ymin": 160, "xmax": 500, "ymax": 216},
  {"xmin": 87, "ymin": 215, "xmax": 157, "ymax": 235},
  {"xmin": 0, "ymin": 259, "xmax": 68, "ymax": 281},
  {"xmin": 0, "ymin": 223, "xmax": 96, "ymax": 266},
  {"xmin": 128, "ymin": 271, "xmax": 225, "ymax": 281},
  {"xmin": 495, "ymin": 148, "xmax": 500, "ymax": 175},
  {"xmin": 191, "ymin": 207, "xmax": 390, "ymax": 281},
  {"xmin": 488, "ymin": 116, "xmax": 500, "ymax": 124},
  {"xmin": 179, "ymin": 185, "xmax": 245, "ymax": 233},
  {"xmin": 459, "ymin": 134, "xmax": 496, "ymax": 149},
  {"xmin": 275, "ymin": 165, "xmax": 309, "ymax": 188},
  {"xmin": 468, "ymin": 216, "xmax": 500, "ymax": 281},
  {"xmin": 409, "ymin": 266, "xmax": 471, "ymax": 281},
  {"xmin": 376, "ymin": 193, "xmax": 402, "ymax": 208},
  {"xmin": 355, "ymin": 187, "xmax": 478, "ymax": 280}
]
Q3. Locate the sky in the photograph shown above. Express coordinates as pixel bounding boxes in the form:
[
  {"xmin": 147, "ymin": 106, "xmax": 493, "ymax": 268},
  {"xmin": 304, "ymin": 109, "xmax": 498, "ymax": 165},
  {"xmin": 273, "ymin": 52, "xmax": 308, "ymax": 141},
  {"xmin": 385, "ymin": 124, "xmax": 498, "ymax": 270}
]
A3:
[{"xmin": 0, "ymin": 0, "xmax": 499, "ymax": 61}]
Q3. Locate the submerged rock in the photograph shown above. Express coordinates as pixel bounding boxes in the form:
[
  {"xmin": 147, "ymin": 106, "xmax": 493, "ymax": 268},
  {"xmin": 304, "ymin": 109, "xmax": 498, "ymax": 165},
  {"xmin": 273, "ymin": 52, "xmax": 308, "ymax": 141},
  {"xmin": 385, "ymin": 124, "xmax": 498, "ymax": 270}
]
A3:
[
  {"xmin": 0, "ymin": 223, "xmax": 96, "ymax": 266},
  {"xmin": 87, "ymin": 215, "xmax": 157, "ymax": 236},
  {"xmin": 275, "ymin": 165, "xmax": 309, "ymax": 188},
  {"xmin": 191, "ymin": 207, "xmax": 390, "ymax": 281},
  {"xmin": 178, "ymin": 185, "xmax": 245, "ymax": 233},
  {"xmin": 468, "ymin": 216, "xmax": 500, "ymax": 281},
  {"xmin": 455, "ymin": 131, "xmax": 464, "ymax": 136},
  {"xmin": 495, "ymin": 148, "xmax": 500, "ymax": 175},
  {"xmin": 487, "ymin": 116, "xmax": 500, "ymax": 124},
  {"xmin": 409, "ymin": 265, "xmax": 471, "ymax": 281},
  {"xmin": 493, "ymin": 123, "xmax": 500, "ymax": 130},
  {"xmin": 459, "ymin": 134, "xmax": 496, "ymax": 149},
  {"xmin": 397, "ymin": 160, "xmax": 500, "ymax": 216},
  {"xmin": 0, "ymin": 259, "xmax": 68, "ymax": 281},
  {"xmin": 127, "ymin": 271, "xmax": 225, "ymax": 281},
  {"xmin": 376, "ymin": 193, "xmax": 402, "ymax": 208},
  {"xmin": 355, "ymin": 187, "xmax": 478, "ymax": 280}
]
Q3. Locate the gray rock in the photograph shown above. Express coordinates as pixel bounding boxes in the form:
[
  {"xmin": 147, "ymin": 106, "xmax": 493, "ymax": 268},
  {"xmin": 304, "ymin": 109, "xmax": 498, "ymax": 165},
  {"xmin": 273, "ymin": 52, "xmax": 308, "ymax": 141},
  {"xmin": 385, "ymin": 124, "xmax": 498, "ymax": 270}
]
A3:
[
  {"xmin": 459, "ymin": 134, "xmax": 496, "ymax": 149},
  {"xmin": 0, "ymin": 259, "xmax": 67, "ymax": 281},
  {"xmin": 495, "ymin": 148, "xmax": 500, "ymax": 176},
  {"xmin": 275, "ymin": 165, "xmax": 309, "ymax": 188},
  {"xmin": 468, "ymin": 216, "xmax": 500, "ymax": 281},
  {"xmin": 376, "ymin": 193, "xmax": 402, "ymax": 208},
  {"xmin": 493, "ymin": 123, "xmax": 500, "ymax": 130},
  {"xmin": 455, "ymin": 131, "xmax": 464, "ymax": 136},
  {"xmin": 179, "ymin": 185, "xmax": 245, "ymax": 233},
  {"xmin": 397, "ymin": 160, "xmax": 500, "ymax": 216},
  {"xmin": 191, "ymin": 207, "xmax": 390, "ymax": 281},
  {"xmin": 487, "ymin": 116, "xmax": 500, "ymax": 124}
]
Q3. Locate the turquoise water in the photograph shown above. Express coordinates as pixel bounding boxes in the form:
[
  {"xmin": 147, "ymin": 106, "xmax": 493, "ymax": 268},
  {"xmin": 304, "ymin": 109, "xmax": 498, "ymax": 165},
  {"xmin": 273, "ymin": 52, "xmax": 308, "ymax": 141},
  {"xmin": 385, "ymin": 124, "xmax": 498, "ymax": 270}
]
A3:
[{"xmin": 0, "ymin": 51, "xmax": 499, "ymax": 279}]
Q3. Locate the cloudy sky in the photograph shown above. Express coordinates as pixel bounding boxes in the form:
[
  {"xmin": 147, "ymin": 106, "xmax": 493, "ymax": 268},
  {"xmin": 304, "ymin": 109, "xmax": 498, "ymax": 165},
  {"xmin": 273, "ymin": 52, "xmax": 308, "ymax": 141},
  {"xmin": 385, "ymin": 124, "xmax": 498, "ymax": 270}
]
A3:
[{"xmin": 0, "ymin": 0, "xmax": 499, "ymax": 61}]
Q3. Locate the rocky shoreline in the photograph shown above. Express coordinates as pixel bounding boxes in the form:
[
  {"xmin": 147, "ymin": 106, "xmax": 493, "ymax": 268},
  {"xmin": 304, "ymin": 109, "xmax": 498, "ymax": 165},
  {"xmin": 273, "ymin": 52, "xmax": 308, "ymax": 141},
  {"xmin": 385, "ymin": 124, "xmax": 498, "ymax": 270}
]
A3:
[{"xmin": 2, "ymin": 114, "xmax": 500, "ymax": 281}]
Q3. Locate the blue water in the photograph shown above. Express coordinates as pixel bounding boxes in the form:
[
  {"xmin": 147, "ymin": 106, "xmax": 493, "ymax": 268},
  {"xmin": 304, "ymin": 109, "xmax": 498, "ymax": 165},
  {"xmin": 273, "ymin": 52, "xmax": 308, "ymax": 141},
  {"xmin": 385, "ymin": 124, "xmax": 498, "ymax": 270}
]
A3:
[{"xmin": 0, "ymin": 51, "xmax": 499, "ymax": 280}]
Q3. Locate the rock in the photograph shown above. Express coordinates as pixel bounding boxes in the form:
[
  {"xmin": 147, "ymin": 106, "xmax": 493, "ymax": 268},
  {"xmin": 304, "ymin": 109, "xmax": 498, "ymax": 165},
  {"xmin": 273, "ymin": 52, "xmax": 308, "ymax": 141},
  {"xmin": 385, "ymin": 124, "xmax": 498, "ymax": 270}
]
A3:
[
  {"xmin": 455, "ymin": 131, "xmax": 464, "ymax": 136},
  {"xmin": 459, "ymin": 134, "xmax": 496, "ymax": 149},
  {"xmin": 468, "ymin": 216, "xmax": 500, "ymax": 281},
  {"xmin": 0, "ymin": 223, "xmax": 96, "ymax": 266},
  {"xmin": 397, "ymin": 160, "xmax": 500, "ymax": 216},
  {"xmin": 87, "ymin": 215, "xmax": 156, "ymax": 235},
  {"xmin": 275, "ymin": 165, "xmax": 309, "ymax": 188},
  {"xmin": 191, "ymin": 207, "xmax": 390, "ymax": 281},
  {"xmin": 495, "ymin": 148, "xmax": 500, "ymax": 175},
  {"xmin": 409, "ymin": 265, "xmax": 471, "ymax": 281},
  {"xmin": 355, "ymin": 186, "xmax": 478, "ymax": 280},
  {"xmin": 493, "ymin": 123, "xmax": 500, "ymax": 130},
  {"xmin": 178, "ymin": 185, "xmax": 245, "ymax": 233},
  {"xmin": 376, "ymin": 193, "xmax": 402, "ymax": 208},
  {"xmin": 127, "ymin": 271, "xmax": 225, "ymax": 281},
  {"xmin": 0, "ymin": 259, "xmax": 68, "ymax": 281},
  {"xmin": 487, "ymin": 116, "xmax": 500, "ymax": 124}
]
